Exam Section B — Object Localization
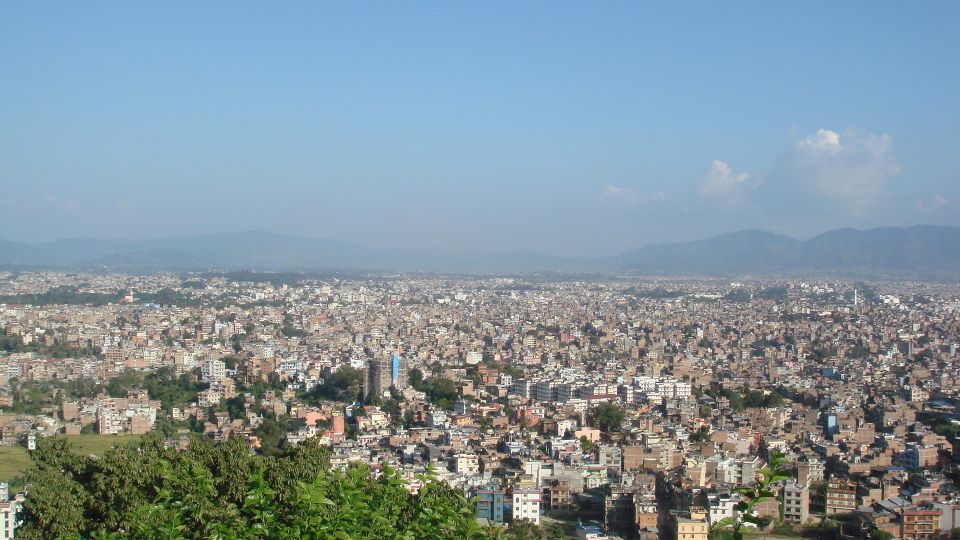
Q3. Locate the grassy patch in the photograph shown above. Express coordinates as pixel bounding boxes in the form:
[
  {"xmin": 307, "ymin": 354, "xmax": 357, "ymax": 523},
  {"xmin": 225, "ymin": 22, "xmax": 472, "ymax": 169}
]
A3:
[
  {"xmin": 68, "ymin": 434, "xmax": 141, "ymax": 455},
  {"xmin": 0, "ymin": 447, "xmax": 31, "ymax": 482},
  {"xmin": 0, "ymin": 434, "xmax": 141, "ymax": 482}
]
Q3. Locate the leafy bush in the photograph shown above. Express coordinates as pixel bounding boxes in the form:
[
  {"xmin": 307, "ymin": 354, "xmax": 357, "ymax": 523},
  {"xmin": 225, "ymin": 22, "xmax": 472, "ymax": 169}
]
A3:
[{"xmin": 18, "ymin": 434, "xmax": 490, "ymax": 539}]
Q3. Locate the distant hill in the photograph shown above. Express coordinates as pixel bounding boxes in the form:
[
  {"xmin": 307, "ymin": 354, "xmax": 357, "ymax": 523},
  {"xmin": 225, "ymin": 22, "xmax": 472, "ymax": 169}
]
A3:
[
  {"xmin": 0, "ymin": 225, "xmax": 958, "ymax": 277},
  {"xmin": 613, "ymin": 229, "xmax": 802, "ymax": 275},
  {"xmin": 615, "ymin": 225, "xmax": 960, "ymax": 277}
]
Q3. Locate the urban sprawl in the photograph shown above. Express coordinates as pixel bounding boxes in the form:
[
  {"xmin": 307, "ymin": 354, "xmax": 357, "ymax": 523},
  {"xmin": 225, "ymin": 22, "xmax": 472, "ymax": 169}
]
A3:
[{"xmin": 0, "ymin": 271, "xmax": 958, "ymax": 540}]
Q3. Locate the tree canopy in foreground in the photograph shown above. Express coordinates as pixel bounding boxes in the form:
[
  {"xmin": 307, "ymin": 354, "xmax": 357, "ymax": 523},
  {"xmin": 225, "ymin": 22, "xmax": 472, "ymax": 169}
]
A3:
[{"xmin": 17, "ymin": 434, "xmax": 495, "ymax": 539}]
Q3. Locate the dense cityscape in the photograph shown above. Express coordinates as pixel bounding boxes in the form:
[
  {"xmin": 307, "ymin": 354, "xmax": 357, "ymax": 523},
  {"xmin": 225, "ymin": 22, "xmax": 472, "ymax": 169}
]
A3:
[
  {"xmin": 0, "ymin": 271, "xmax": 958, "ymax": 538},
  {"xmin": 4, "ymin": 2, "xmax": 959, "ymax": 538}
]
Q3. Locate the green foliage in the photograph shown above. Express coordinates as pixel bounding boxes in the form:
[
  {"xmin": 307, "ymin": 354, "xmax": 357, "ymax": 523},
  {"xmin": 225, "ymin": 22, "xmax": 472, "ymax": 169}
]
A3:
[
  {"xmin": 579, "ymin": 435, "xmax": 594, "ymax": 453},
  {"xmin": 934, "ymin": 423, "xmax": 960, "ymax": 437},
  {"xmin": 505, "ymin": 519, "xmax": 541, "ymax": 539},
  {"xmin": 502, "ymin": 520, "xmax": 564, "ymax": 540},
  {"xmin": 153, "ymin": 416, "xmax": 192, "ymax": 437},
  {"xmin": 220, "ymin": 355, "xmax": 241, "ymax": 370},
  {"xmin": 756, "ymin": 286, "xmax": 788, "ymax": 301},
  {"xmin": 253, "ymin": 415, "xmax": 291, "ymax": 454},
  {"xmin": 280, "ymin": 323, "xmax": 307, "ymax": 338},
  {"xmin": 689, "ymin": 426, "xmax": 711, "ymax": 442},
  {"xmin": 716, "ymin": 386, "xmax": 784, "ymax": 411},
  {"xmin": 17, "ymin": 434, "xmax": 489, "ymax": 539},
  {"xmin": 723, "ymin": 289, "xmax": 752, "ymax": 303},
  {"xmin": 150, "ymin": 369, "xmax": 209, "ymax": 411},
  {"xmin": 0, "ymin": 286, "xmax": 119, "ymax": 306},
  {"xmin": 6, "ymin": 380, "xmax": 53, "ymax": 414},
  {"xmin": 382, "ymin": 396, "xmax": 402, "ymax": 421},
  {"xmin": 845, "ymin": 345, "xmax": 870, "ymax": 359},
  {"xmin": 136, "ymin": 288, "xmax": 203, "ymax": 307},
  {"xmin": 303, "ymin": 366, "xmax": 364, "ymax": 403},
  {"xmin": 500, "ymin": 365, "xmax": 524, "ymax": 379},
  {"xmin": 417, "ymin": 377, "xmax": 459, "ymax": 411},
  {"xmin": 590, "ymin": 402, "xmax": 625, "ymax": 433},
  {"xmin": 408, "ymin": 367, "xmax": 424, "ymax": 388},
  {"xmin": 226, "ymin": 395, "xmax": 247, "ymax": 420},
  {"xmin": 0, "ymin": 328, "xmax": 101, "ymax": 358},
  {"xmin": 60, "ymin": 376, "xmax": 105, "ymax": 399},
  {"xmin": 711, "ymin": 451, "xmax": 792, "ymax": 540}
]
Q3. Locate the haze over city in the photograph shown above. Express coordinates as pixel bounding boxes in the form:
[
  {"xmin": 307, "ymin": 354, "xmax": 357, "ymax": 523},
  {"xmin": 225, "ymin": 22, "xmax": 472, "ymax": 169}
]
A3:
[
  {"xmin": 2, "ymin": 3, "xmax": 959, "ymax": 257},
  {"xmin": 5, "ymin": 4, "xmax": 960, "ymax": 540}
]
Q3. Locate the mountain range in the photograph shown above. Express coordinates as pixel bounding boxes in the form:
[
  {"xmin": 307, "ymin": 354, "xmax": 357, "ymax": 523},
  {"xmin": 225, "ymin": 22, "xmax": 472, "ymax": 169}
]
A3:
[{"xmin": 1, "ymin": 225, "xmax": 958, "ymax": 277}]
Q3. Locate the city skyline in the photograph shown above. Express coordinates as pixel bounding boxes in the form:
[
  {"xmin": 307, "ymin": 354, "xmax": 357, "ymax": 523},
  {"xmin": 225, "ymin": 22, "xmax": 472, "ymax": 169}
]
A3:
[{"xmin": 3, "ymin": 3, "xmax": 960, "ymax": 539}]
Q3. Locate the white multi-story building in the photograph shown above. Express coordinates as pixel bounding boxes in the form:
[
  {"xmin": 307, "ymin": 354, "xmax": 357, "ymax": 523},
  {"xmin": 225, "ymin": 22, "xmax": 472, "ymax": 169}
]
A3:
[
  {"xmin": 0, "ymin": 500, "xmax": 15, "ymax": 540},
  {"xmin": 634, "ymin": 376, "xmax": 658, "ymax": 393},
  {"xmin": 454, "ymin": 454, "xmax": 480, "ymax": 475},
  {"xmin": 98, "ymin": 408, "xmax": 121, "ymax": 435},
  {"xmin": 512, "ymin": 488, "xmax": 541, "ymax": 524},
  {"xmin": 201, "ymin": 358, "xmax": 226, "ymax": 382},
  {"xmin": 783, "ymin": 481, "xmax": 810, "ymax": 524},
  {"xmin": 708, "ymin": 493, "xmax": 738, "ymax": 526}
]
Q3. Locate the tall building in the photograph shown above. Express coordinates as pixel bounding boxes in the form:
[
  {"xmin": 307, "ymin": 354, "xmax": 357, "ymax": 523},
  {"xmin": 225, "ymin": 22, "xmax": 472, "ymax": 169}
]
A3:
[
  {"xmin": 364, "ymin": 357, "xmax": 391, "ymax": 399},
  {"xmin": 511, "ymin": 487, "xmax": 541, "ymax": 524},
  {"xmin": 476, "ymin": 486, "xmax": 505, "ymax": 524},
  {"xmin": 783, "ymin": 480, "xmax": 810, "ymax": 524},
  {"xmin": 0, "ymin": 481, "xmax": 15, "ymax": 540},
  {"xmin": 604, "ymin": 486, "xmax": 635, "ymax": 534},
  {"xmin": 392, "ymin": 352, "xmax": 408, "ymax": 389},
  {"xmin": 201, "ymin": 358, "xmax": 226, "ymax": 383}
]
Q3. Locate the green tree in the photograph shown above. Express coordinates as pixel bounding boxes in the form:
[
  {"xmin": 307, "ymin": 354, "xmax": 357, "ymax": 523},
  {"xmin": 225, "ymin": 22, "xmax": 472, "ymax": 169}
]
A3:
[
  {"xmin": 253, "ymin": 415, "xmax": 290, "ymax": 454},
  {"xmin": 580, "ymin": 435, "xmax": 594, "ymax": 453},
  {"xmin": 303, "ymin": 367, "xmax": 364, "ymax": 403},
  {"xmin": 409, "ymin": 367, "xmax": 424, "ymax": 389},
  {"xmin": 18, "ymin": 423, "xmax": 492, "ymax": 540},
  {"xmin": 711, "ymin": 451, "xmax": 792, "ymax": 540},
  {"xmin": 506, "ymin": 519, "xmax": 542, "ymax": 539},
  {"xmin": 590, "ymin": 402, "xmax": 625, "ymax": 433},
  {"xmin": 226, "ymin": 395, "xmax": 247, "ymax": 420}
]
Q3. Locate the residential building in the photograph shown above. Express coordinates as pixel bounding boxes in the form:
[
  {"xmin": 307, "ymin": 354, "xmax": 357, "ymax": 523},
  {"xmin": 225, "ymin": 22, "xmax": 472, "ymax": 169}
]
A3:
[{"xmin": 512, "ymin": 487, "xmax": 541, "ymax": 524}]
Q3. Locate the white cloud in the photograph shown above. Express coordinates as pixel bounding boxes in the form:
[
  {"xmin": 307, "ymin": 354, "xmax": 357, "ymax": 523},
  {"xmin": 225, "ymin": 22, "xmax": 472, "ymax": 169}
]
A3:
[
  {"xmin": 603, "ymin": 184, "xmax": 667, "ymax": 205},
  {"xmin": 915, "ymin": 194, "xmax": 951, "ymax": 213},
  {"xmin": 779, "ymin": 128, "xmax": 900, "ymax": 215},
  {"xmin": 796, "ymin": 128, "xmax": 842, "ymax": 155},
  {"xmin": 699, "ymin": 160, "xmax": 753, "ymax": 197}
]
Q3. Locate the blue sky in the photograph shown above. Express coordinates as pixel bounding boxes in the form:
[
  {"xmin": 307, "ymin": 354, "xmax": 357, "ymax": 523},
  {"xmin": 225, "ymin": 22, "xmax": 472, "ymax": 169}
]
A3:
[{"xmin": 1, "ymin": 2, "xmax": 958, "ymax": 256}]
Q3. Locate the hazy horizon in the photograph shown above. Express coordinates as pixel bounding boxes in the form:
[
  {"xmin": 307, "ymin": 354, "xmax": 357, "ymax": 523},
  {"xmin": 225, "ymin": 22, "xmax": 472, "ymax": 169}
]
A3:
[
  {"xmin": 2, "ymin": 3, "xmax": 958, "ymax": 257},
  {"xmin": 2, "ymin": 223, "xmax": 959, "ymax": 261}
]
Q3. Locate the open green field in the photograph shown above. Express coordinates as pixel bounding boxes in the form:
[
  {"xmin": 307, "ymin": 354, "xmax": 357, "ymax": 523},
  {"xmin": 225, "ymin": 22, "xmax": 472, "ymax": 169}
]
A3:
[
  {"xmin": 0, "ymin": 434, "xmax": 141, "ymax": 482},
  {"xmin": 0, "ymin": 448, "xmax": 31, "ymax": 483},
  {"xmin": 68, "ymin": 434, "xmax": 141, "ymax": 455}
]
